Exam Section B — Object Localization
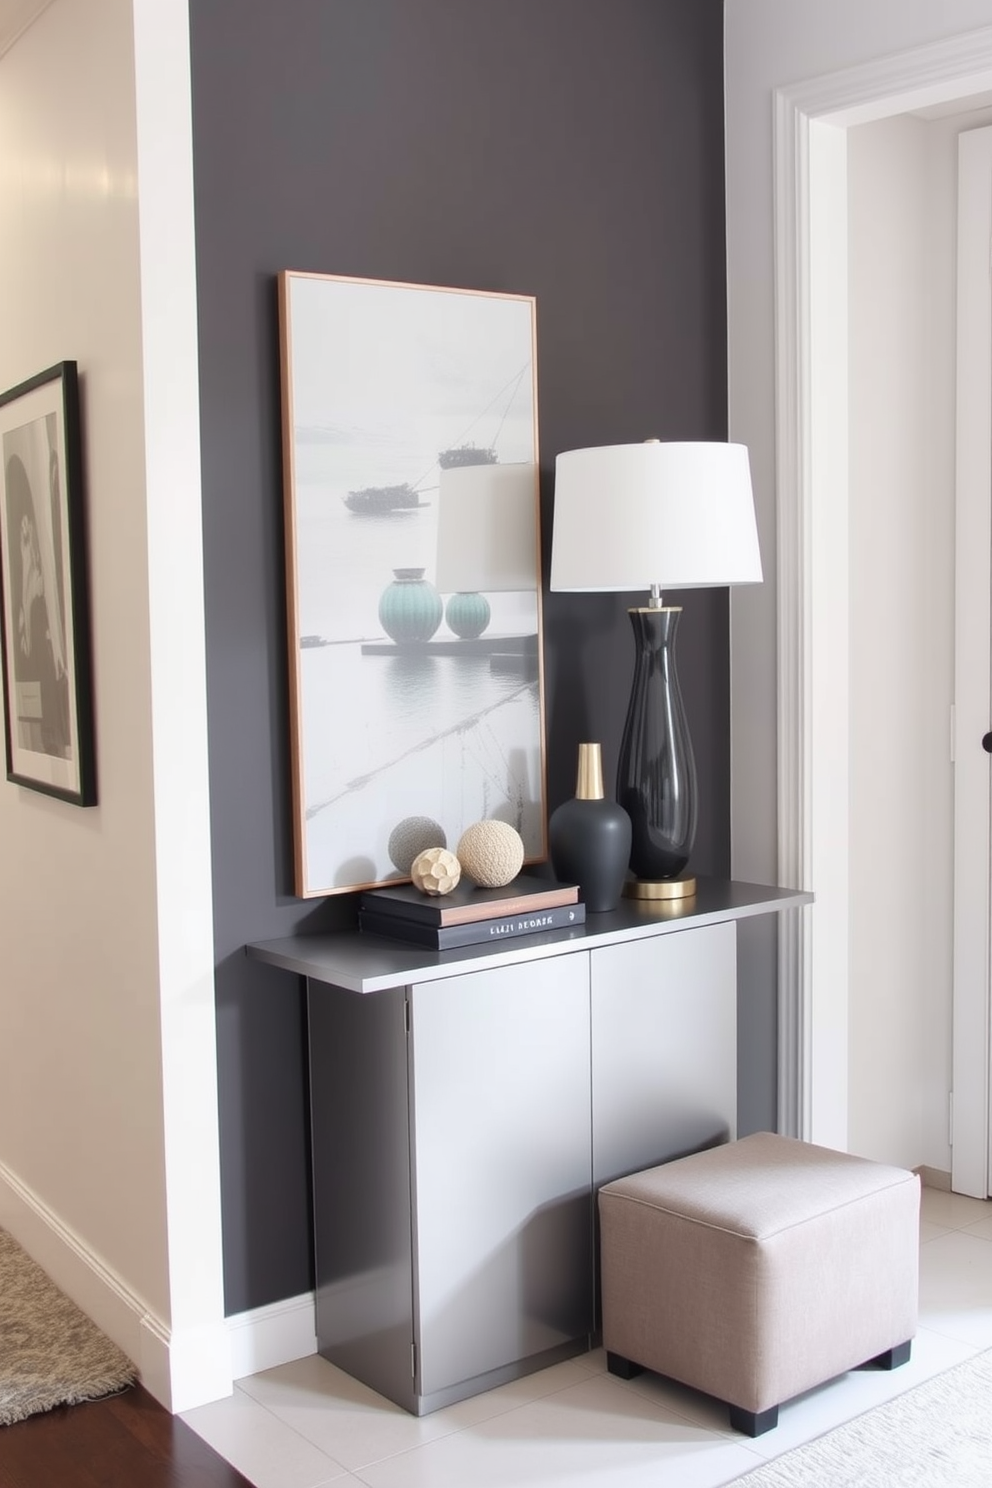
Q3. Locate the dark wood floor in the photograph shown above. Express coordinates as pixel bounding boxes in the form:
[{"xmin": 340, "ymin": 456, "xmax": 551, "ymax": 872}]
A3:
[{"xmin": 0, "ymin": 1384, "xmax": 253, "ymax": 1488}]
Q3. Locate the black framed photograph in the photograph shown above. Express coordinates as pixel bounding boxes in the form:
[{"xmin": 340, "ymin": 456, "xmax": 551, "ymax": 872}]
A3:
[{"xmin": 0, "ymin": 361, "xmax": 96, "ymax": 805}]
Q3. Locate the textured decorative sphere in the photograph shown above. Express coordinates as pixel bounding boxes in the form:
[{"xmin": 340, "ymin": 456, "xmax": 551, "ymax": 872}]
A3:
[
  {"xmin": 411, "ymin": 847, "xmax": 462, "ymax": 896},
  {"xmin": 388, "ymin": 816, "xmax": 447, "ymax": 875},
  {"xmin": 457, "ymin": 819, "xmax": 525, "ymax": 888}
]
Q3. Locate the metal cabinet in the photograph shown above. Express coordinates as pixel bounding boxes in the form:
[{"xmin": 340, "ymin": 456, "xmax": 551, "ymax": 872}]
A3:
[
  {"xmin": 409, "ymin": 957, "xmax": 592, "ymax": 1407},
  {"xmin": 306, "ymin": 924, "xmax": 735, "ymax": 1414},
  {"xmin": 591, "ymin": 922, "xmax": 737, "ymax": 1191},
  {"xmin": 250, "ymin": 879, "xmax": 811, "ymax": 1416},
  {"xmin": 308, "ymin": 983, "xmax": 416, "ymax": 1411}
]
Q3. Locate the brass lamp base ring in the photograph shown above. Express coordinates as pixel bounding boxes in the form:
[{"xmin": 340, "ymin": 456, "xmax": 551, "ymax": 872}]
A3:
[{"xmin": 623, "ymin": 874, "xmax": 697, "ymax": 902}]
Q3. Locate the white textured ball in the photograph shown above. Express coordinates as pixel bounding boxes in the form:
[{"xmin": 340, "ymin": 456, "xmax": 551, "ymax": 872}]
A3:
[
  {"xmin": 388, "ymin": 816, "xmax": 447, "ymax": 875},
  {"xmin": 411, "ymin": 847, "xmax": 462, "ymax": 896},
  {"xmin": 456, "ymin": 820, "xmax": 525, "ymax": 888}
]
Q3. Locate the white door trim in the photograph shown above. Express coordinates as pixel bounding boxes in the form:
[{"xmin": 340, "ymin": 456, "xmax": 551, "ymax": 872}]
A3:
[
  {"xmin": 773, "ymin": 101, "xmax": 849, "ymax": 1144},
  {"xmin": 772, "ymin": 26, "xmax": 992, "ymax": 1145},
  {"xmin": 952, "ymin": 124, "xmax": 992, "ymax": 1199}
]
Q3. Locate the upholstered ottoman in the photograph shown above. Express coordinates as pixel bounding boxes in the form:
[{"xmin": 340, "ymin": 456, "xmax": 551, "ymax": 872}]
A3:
[{"xmin": 599, "ymin": 1132, "xmax": 920, "ymax": 1435}]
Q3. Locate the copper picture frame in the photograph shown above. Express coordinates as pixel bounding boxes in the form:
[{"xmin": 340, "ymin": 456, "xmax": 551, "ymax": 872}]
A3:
[{"xmin": 278, "ymin": 271, "xmax": 547, "ymax": 897}]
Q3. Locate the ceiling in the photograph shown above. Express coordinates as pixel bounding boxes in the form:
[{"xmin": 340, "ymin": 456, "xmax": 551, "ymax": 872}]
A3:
[{"xmin": 0, "ymin": 0, "xmax": 52, "ymax": 58}]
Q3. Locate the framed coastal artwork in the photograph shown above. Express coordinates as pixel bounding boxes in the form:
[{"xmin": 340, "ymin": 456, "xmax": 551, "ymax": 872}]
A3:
[
  {"xmin": 0, "ymin": 361, "xmax": 97, "ymax": 806},
  {"xmin": 278, "ymin": 270, "xmax": 547, "ymax": 897}
]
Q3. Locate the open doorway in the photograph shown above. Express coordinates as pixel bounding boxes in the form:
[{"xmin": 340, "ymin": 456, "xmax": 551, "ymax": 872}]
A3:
[{"xmin": 771, "ymin": 35, "xmax": 992, "ymax": 1193}]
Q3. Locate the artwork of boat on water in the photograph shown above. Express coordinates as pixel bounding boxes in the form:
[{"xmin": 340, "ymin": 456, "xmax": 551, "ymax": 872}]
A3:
[
  {"xmin": 279, "ymin": 270, "xmax": 545, "ymax": 897},
  {"xmin": 343, "ymin": 442, "xmax": 499, "ymax": 515},
  {"xmin": 342, "ymin": 482, "xmax": 424, "ymax": 514},
  {"xmin": 437, "ymin": 443, "xmax": 497, "ymax": 469}
]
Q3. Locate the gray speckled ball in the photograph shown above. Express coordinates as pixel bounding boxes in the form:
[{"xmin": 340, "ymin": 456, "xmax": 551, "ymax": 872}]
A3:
[{"xmin": 388, "ymin": 816, "xmax": 447, "ymax": 876}]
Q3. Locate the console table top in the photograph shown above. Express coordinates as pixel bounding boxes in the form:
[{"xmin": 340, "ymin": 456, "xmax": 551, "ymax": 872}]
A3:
[{"xmin": 246, "ymin": 877, "xmax": 812, "ymax": 994}]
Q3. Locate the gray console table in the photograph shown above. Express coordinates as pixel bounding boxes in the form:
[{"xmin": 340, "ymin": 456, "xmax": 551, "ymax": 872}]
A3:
[{"xmin": 247, "ymin": 877, "xmax": 811, "ymax": 1416}]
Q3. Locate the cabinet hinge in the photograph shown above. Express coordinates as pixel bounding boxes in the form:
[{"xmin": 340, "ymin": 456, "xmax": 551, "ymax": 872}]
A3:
[
  {"xmin": 949, "ymin": 1091, "xmax": 954, "ymax": 1147},
  {"xmin": 411, "ymin": 1341, "xmax": 417, "ymax": 1379},
  {"xmin": 950, "ymin": 703, "xmax": 956, "ymax": 764},
  {"xmin": 405, "ymin": 999, "xmax": 411, "ymax": 1034}
]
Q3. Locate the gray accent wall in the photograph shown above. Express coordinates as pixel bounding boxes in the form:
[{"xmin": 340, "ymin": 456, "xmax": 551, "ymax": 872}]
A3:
[{"xmin": 188, "ymin": 0, "xmax": 735, "ymax": 1315}]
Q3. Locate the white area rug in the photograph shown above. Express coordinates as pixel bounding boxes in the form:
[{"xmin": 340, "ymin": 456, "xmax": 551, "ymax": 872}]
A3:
[
  {"xmin": 0, "ymin": 1228, "xmax": 135, "ymax": 1426},
  {"xmin": 731, "ymin": 1348, "xmax": 992, "ymax": 1486}
]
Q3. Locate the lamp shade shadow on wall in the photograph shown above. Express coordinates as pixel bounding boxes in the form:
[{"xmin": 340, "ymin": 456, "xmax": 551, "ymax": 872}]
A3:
[
  {"xmin": 435, "ymin": 462, "xmax": 540, "ymax": 640},
  {"xmin": 550, "ymin": 441, "xmax": 762, "ymax": 898}
]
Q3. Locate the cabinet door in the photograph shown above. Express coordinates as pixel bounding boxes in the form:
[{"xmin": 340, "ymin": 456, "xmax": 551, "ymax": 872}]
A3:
[
  {"xmin": 309, "ymin": 982, "xmax": 416, "ymax": 1410},
  {"xmin": 591, "ymin": 921, "xmax": 737, "ymax": 1191},
  {"xmin": 410, "ymin": 956, "xmax": 592, "ymax": 1398}
]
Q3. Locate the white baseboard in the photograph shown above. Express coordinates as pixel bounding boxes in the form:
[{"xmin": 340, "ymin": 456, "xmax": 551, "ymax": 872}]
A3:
[
  {"xmin": 226, "ymin": 1291, "xmax": 317, "ymax": 1380},
  {"xmin": 138, "ymin": 1310, "xmax": 235, "ymax": 1413},
  {"xmin": 916, "ymin": 1164, "xmax": 952, "ymax": 1192},
  {"xmin": 0, "ymin": 1158, "xmax": 317, "ymax": 1407},
  {"xmin": 0, "ymin": 1160, "xmax": 233, "ymax": 1412},
  {"xmin": 0, "ymin": 1158, "xmax": 156, "ymax": 1372}
]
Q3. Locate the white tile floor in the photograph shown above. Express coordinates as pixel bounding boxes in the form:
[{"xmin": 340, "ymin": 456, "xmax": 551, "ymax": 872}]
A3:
[{"xmin": 181, "ymin": 1187, "xmax": 992, "ymax": 1488}]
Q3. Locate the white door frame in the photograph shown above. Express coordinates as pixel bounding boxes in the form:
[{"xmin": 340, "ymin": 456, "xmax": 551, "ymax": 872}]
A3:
[
  {"xmin": 773, "ymin": 26, "xmax": 992, "ymax": 1151},
  {"xmin": 952, "ymin": 125, "xmax": 992, "ymax": 1197}
]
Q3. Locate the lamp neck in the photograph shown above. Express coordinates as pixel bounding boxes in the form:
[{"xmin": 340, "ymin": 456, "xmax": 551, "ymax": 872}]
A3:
[{"xmin": 649, "ymin": 583, "xmax": 663, "ymax": 609}]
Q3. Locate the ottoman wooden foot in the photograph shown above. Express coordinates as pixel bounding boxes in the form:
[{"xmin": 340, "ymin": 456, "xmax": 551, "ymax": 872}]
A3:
[
  {"xmin": 729, "ymin": 1403, "xmax": 779, "ymax": 1437},
  {"xmin": 606, "ymin": 1351, "xmax": 643, "ymax": 1381},
  {"xmin": 858, "ymin": 1339, "xmax": 912, "ymax": 1371}
]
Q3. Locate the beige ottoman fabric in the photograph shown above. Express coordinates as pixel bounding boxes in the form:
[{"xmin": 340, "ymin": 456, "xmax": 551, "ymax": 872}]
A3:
[{"xmin": 599, "ymin": 1132, "xmax": 920, "ymax": 1422}]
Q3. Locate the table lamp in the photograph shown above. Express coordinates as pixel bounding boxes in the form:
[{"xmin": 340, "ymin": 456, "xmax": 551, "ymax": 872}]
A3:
[{"xmin": 549, "ymin": 440, "xmax": 762, "ymax": 899}]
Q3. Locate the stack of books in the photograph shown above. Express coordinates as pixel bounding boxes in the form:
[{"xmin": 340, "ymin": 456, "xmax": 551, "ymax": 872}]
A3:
[{"xmin": 358, "ymin": 874, "xmax": 585, "ymax": 950}]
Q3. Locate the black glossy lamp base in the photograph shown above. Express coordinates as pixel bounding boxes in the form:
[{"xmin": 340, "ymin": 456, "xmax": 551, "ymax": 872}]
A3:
[
  {"xmin": 623, "ymin": 874, "xmax": 697, "ymax": 901},
  {"xmin": 618, "ymin": 606, "xmax": 699, "ymax": 892}
]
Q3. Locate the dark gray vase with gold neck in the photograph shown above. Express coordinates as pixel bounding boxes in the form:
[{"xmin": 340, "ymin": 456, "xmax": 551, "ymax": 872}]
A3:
[{"xmin": 548, "ymin": 742, "xmax": 632, "ymax": 912}]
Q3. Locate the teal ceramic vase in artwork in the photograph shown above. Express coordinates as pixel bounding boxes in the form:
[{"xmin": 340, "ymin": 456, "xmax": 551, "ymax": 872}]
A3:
[
  {"xmin": 445, "ymin": 590, "xmax": 491, "ymax": 639},
  {"xmin": 378, "ymin": 567, "xmax": 443, "ymax": 643}
]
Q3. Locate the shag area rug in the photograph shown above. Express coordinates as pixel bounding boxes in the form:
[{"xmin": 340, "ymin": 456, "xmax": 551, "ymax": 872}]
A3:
[
  {"xmin": 0, "ymin": 1228, "xmax": 136, "ymax": 1426},
  {"xmin": 730, "ymin": 1347, "xmax": 992, "ymax": 1487}
]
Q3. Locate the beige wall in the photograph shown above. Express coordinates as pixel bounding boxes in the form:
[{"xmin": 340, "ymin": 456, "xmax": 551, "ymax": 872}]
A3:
[
  {"xmin": 0, "ymin": 0, "xmax": 167, "ymax": 1307},
  {"xmin": 0, "ymin": 0, "xmax": 226, "ymax": 1409}
]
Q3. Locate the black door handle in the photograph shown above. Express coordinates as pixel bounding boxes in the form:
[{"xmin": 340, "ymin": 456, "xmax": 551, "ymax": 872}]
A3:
[{"xmin": 984, "ymin": 733, "xmax": 992, "ymax": 754}]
